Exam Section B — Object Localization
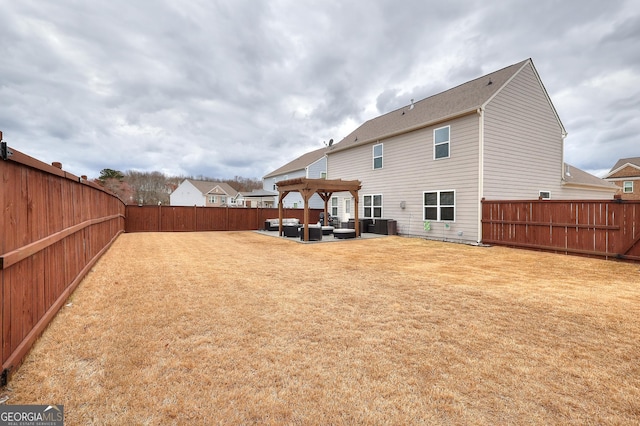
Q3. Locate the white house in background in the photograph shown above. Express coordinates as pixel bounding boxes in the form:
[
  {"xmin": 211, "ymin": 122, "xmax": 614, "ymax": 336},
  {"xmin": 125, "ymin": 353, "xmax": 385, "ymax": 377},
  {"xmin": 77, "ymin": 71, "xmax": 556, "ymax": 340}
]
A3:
[
  {"xmin": 170, "ymin": 179, "xmax": 241, "ymax": 207},
  {"xmin": 240, "ymin": 189, "xmax": 278, "ymax": 208},
  {"xmin": 322, "ymin": 58, "xmax": 617, "ymax": 244},
  {"xmin": 262, "ymin": 146, "xmax": 328, "ymax": 209}
]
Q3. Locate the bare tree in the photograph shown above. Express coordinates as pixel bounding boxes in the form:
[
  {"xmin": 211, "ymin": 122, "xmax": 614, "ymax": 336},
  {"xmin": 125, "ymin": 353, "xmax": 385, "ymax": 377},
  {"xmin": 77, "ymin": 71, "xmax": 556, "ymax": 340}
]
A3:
[
  {"xmin": 93, "ymin": 169, "xmax": 262, "ymax": 205},
  {"xmin": 125, "ymin": 171, "xmax": 171, "ymax": 205}
]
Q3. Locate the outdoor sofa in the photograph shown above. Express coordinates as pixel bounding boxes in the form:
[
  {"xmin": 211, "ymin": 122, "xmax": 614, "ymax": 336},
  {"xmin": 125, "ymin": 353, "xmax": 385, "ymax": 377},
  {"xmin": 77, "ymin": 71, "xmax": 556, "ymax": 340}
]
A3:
[{"xmin": 264, "ymin": 218, "xmax": 300, "ymax": 231}]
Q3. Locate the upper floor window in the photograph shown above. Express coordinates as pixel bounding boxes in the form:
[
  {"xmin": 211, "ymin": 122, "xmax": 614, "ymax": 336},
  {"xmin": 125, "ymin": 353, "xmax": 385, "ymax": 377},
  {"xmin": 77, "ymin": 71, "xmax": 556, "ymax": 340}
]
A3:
[
  {"xmin": 373, "ymin": 143, "xmax": 383, "ymax": 169},
  {"xmin": 424, "ymin": 190, "xmax": 455, "ymax": 221},
  {"xmin": 623, "ymin": 181, "xmax": 633, "ymax": 193},
  {"xmin": 539, "ymin": 191, "xmax": 551, "ymax": 200},
  {"xmin": 364, "ymin": 194, "xmax": 382, "ymax": 218},
  {"xmin": 434, "ymin": 126, "xmax": 450, "ymax": 159},
  {"xmin": 208, "ymin": 195, "xmax": 216, "ymax": 203}
]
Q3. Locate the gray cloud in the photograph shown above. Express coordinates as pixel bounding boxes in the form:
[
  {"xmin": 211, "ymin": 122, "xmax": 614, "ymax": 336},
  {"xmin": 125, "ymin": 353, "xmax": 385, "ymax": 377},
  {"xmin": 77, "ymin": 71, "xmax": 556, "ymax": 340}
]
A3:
[{"xmin": 0, "ymin": 0, "xmax": 638, "ymax": 179}]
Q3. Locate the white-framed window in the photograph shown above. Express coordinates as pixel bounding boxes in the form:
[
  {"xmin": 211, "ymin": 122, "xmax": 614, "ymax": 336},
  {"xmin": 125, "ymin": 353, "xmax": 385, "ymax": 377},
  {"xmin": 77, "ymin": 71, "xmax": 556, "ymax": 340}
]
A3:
[
  {"xmin": 423, "ymin": 190, "xmax": 455, "ymax": 221},
  {"xmin": 208, "ymin": 195, "xmax": 216, "ymax": 203},
  {"xmin": 539, "ymin": 191, "xmax": 551, "ymax": 200},
  {"xmin": 434, "ymin": 126, "xmax": 450, "ymax": 159},
  {"xmin": 220, "ymin": 196, "xmax": 227, "ymax": 205},
  {"xmin": 331, "ymin": 197, "xmax": 338, "ymax": 216},
  {"xmin": 623, "ymin": 181, "xmax": 633, "ymax": 193},
  {"xmin": 321, "ymin": 172, "xmax": 327, "ymax": 179},
  {"xmin": 373, "ymin": 143, "xmax": 383, "ymax": 169},
  {"xmin": 364, "ymin": 194, "xmax": 382, "ymax": 218}
]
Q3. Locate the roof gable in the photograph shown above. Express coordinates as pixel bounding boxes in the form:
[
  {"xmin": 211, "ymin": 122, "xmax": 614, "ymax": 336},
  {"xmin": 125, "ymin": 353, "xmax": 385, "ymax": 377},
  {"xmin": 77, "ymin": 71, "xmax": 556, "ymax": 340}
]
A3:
[
  {"xmin": 328, "ymin": 59, "xmax": 532, "ymax": 153},
  {"xmin": 605, "ymin": 157, "xmax": 640, "ymax": 178},
  {"xmin": 185, "ymin": 179, "xmax": 238, "ymax": 196},
  {"xmin": 264, "ymin": 146, "xmax": 328, "ymax": 178}
]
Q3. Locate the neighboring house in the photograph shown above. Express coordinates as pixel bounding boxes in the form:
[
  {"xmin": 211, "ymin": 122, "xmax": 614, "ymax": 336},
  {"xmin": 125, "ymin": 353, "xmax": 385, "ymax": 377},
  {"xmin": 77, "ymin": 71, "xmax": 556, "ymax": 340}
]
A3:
[
  {"xmin": 322, "ymin": 58, "xmax": 616, "ymax": 243},
  {"xmin": 170, "ymin": 179, "xmax": 241, "ymax": 207},
  {"xmin": 240, "ymin": 189, "xmax": 278, "ymax": 208},
  {"xmin": 263, "ymin": 146, "xmax": 328, "ymax": 209},
  {"xmin": 603, "ymin": 157, "xmax": 640, "ymax": 200}
]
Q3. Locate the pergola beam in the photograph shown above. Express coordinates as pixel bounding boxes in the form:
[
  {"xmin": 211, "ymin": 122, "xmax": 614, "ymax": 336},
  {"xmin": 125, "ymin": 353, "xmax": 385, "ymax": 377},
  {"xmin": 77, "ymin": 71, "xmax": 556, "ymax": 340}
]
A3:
[{"xmin": 318, "ymin": 192, "xmax": 333, "ymax": 225}]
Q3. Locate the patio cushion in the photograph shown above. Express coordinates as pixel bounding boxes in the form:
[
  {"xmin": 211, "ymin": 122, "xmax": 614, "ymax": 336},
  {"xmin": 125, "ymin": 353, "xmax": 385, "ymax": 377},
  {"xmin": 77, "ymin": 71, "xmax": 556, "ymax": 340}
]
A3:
[{"xmin": 333, "ymin": 228, "xmax": 356, "ymax": 239}]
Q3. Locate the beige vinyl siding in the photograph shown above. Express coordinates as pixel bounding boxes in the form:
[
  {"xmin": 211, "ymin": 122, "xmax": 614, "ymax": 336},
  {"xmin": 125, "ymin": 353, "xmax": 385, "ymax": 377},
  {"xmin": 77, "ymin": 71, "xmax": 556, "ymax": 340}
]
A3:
[
  {"xmin": 328, "ymin": 114, "xmax": 480, "ymax": 242},
  {"xmin": 483, "ymin": 62, "xmax": 565, "ymax": 200}
]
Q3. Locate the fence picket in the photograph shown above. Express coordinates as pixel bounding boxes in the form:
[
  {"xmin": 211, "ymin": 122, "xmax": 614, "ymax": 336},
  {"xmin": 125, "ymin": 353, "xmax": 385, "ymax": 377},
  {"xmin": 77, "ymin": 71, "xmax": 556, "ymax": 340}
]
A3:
[
  {"xmin": 0, "ymin": 146, "xmax": 125, "ymax": 384},
  {"xmin": 482, "ymin": 199, "xmax": 640, "ymax": 261}
]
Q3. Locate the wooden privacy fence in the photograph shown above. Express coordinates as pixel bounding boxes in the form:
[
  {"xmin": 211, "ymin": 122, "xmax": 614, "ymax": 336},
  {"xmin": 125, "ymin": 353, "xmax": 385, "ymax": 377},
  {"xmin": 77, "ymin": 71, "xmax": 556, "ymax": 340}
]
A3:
[
  {"xmin": 482, "ymin": 199, "xmax": 640, "ymax": 261},
  {"xmin": 125, "ymin": 205, "xmax": 322, "ymax": 232},
  {"xmin": 0, "ymin": 142, "xmax": 125, "ymax": 384}
]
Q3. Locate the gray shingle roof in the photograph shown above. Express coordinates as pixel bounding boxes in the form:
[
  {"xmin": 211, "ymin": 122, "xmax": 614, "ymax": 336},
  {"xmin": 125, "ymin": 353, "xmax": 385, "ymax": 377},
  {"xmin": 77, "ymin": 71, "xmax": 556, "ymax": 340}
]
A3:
[
  {"xmin": 563, "ymin": 164, "xmax": 618, "ymax": 189},
  {"xmin": 263, "ymin": 146, "xmax": 328, "ymax": 178},
  {"xmin": 328, "ymin": 59, "xmax": 533, "ymax": 153},
  {"xmin": 609, "ymin": 157, "xmax": 640, "ymax": 173},
  {"xmin": 186, "ymin": 179, "xmax": 239, "ymax": 196}
]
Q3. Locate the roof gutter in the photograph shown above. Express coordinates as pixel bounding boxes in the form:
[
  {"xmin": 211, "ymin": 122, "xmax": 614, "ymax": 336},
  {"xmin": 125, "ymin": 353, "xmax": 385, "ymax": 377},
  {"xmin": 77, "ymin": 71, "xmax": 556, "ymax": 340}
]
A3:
[
  {"xmin": 560, "ymin": 180, "xmax": 620, "ymax": 192},
  {"xmin": 327, "ymin": 107, "xmax": 479, "ymax": 154}
]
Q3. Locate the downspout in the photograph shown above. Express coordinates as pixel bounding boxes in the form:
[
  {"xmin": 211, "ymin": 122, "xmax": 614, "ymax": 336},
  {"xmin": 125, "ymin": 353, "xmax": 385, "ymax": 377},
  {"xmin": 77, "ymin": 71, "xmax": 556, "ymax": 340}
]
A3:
[
  {"xmin": 477, "ymin": 107, "xmax": 485, "ymax": 244},
  {"xmin": 560, "ymin": 131, "xmax": 568, "ymax": 182}
]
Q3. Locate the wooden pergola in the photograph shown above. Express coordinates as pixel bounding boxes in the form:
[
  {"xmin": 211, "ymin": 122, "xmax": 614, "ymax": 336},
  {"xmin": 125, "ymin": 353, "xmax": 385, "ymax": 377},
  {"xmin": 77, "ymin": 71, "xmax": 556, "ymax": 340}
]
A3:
[{"xmin": 276, "ymin": 178, "xmax": 362, "ymax": 241}]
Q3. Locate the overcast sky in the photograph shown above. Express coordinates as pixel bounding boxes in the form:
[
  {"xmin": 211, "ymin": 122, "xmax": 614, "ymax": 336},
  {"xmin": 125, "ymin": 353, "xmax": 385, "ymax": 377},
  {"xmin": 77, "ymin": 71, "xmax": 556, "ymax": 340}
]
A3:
[{"xmin": 0, "ymin": 0, "xmax": 638, "ymax": 180}]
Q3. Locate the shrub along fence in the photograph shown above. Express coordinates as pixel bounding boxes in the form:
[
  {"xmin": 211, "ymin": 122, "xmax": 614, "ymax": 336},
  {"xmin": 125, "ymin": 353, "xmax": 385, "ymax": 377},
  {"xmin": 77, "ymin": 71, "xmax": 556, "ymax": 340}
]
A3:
[
  {"xmin": 482, "ymin": 198, "xmax": 640, "ymax": 261},
  {"xmin": 125, "ymin": 205, "xmax": 322, "ymax": 232},
  {"xmin": 0, "ymin": 140, "xmax": 125, "ymax": 384}
]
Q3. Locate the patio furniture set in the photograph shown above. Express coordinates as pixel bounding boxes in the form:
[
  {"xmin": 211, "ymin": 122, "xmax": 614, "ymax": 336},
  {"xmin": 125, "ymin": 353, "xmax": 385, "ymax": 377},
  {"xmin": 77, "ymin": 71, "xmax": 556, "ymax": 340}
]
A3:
[
  {"xmin": 264, "ymin": 218, "xmax": 356, "ymax": 240},
  {"xmin": 263, "ymin": 216, "xmax": 396, "ymax": 241}
]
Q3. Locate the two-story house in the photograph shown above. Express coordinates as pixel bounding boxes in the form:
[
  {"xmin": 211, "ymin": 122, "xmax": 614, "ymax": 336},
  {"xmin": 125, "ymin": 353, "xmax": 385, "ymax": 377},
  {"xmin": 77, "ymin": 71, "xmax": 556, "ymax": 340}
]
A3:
[
  {"xmin": 263, "ymin": 146, "xmax": 328, "ymax": 209},
  {"xmin": 323, "ymin": 58, "xmax": 616, "ymax": 243},
  {"xmin": 604, "ymin": 157, "xmax": 640, "ymax": 200},
  {"xmin": 170, "ymin": 179, "xmax": 241, "ymax": 207}
]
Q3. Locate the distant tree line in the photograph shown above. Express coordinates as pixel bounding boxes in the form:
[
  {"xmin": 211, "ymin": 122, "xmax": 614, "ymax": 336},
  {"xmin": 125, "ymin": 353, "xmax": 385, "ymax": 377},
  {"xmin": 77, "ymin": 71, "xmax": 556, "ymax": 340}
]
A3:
[{"xmin": 96, "ymin": 169, "xmax": 262, "ymax": 205}]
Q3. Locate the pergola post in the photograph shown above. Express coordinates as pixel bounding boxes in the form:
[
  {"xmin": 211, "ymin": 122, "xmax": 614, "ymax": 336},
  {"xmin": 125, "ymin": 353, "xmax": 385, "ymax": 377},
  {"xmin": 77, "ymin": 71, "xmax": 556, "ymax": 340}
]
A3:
[
  {"xmin": 278, "ymin": 190, "xmax": 290, "ymax": 236},
  {"xmin": 318, "ymin": 192, "xmax": 333, "ymax": 226},
  {"xmin": 301, "ymin": 188, "xmax": 314, "ymax": 241},
  {"xmin": 350, "ymin": 189, "xmax": 360, "ymax": 237}
]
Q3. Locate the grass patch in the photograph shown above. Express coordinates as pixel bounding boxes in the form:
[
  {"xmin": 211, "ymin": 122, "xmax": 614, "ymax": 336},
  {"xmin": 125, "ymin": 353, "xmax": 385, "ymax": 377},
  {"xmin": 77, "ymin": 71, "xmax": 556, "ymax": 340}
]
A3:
[{"xmin": 5, "ymin": 232, "xmax": 640, "ymax": 424}]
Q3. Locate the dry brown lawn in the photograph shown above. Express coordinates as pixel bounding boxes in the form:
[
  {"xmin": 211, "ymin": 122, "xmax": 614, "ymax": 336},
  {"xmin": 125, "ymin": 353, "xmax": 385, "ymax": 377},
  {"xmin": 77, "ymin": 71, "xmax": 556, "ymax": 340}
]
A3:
[{"xmin": 5, "ymin": 232, "xmax": 640, "ymax": 425}]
